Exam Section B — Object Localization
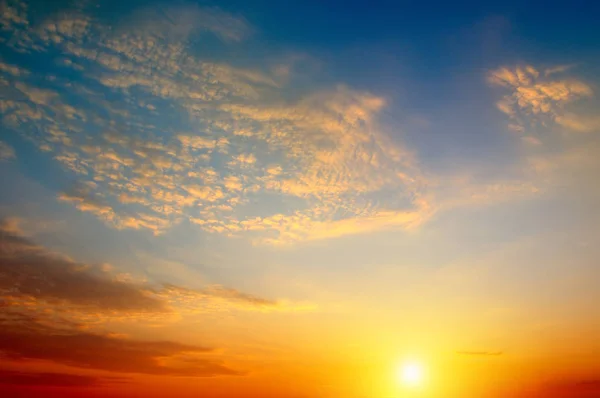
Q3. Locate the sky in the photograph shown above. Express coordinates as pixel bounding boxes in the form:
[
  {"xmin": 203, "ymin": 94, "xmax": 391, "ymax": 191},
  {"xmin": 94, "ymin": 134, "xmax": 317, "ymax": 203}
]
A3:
[{"xmin": 0, "ymin": 0, "xmax": 599, "ymax": 397}]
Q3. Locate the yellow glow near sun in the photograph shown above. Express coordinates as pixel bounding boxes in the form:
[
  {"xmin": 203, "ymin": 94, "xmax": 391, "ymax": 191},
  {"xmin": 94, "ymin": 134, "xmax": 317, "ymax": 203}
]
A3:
[{"xmin": 398, "ymin": 361, "xmax": 425, "ymax": 388}]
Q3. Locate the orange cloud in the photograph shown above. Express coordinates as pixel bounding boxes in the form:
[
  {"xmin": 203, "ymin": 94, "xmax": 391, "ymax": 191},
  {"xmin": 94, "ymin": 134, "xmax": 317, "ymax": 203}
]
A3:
[{"xmin": 488, "ymin": 64, "xmax": 594, "ymax": 136}]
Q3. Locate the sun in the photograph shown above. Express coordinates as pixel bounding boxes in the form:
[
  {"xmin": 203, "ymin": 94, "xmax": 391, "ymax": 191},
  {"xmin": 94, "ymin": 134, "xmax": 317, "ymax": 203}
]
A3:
[{"xmin": 397, "ymin": 361, "xmax": 425, "ymax": 388}]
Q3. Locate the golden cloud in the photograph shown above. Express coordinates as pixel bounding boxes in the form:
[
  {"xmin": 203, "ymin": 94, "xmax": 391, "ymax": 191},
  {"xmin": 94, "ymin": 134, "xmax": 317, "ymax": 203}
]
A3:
[
  {"xmin": 488, "ymin": 64, "xmax": 594, "ymax": 136},
  {"xmin": 0, "ymin": 1, "xmax": 431, "ymax": 244}
]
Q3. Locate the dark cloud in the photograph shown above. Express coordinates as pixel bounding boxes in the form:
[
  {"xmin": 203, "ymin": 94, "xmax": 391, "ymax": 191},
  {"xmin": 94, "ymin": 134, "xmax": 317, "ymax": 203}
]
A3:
[
  {"xmin": 575, "ymin": 380, "xmax": 600, "ymax": 390},
  {"xmin": 0, "ymin": 221, "xmax": 168, "ymax": 313},
  {"xmin": 537, "ymin": 378, "xmax": 600, "ymax": 398},
  {"xmin": 456, "ymin": 351, "xmax": 503, "ymax": 356},
  {"xmin": 0, "ymin": 219, "xmax": 279, "ymax": 315},
  {"xmin": 0, "ymin": 369, "xmax": 128, "ymax": 387},
  {"xmin": 552, "ymin": 379, "xmax": 600, "ymax": 391},
  {"xmin": 0, "ymin": 310, "xmax": 240, "ymax": 377},
  {"xmin": 0, "ymin": 219, "xmax": 269, "ymax": 377}
]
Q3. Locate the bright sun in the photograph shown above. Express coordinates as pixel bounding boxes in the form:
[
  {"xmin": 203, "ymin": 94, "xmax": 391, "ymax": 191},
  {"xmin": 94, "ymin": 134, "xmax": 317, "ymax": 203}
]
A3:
[{"xmin": 398, "ymin": 361, "xmax": 424, "ymax": 388}]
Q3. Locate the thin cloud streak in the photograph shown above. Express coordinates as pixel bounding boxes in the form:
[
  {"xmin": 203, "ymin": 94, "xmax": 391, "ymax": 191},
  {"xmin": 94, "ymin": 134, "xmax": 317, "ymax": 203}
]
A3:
[
  {"xmin": 456, "ymin": 351, "xmax": 503, "ymax": 357},
  {"xmin": 0, "ymin": 369, "xmax": 129, "ymax": 387}
]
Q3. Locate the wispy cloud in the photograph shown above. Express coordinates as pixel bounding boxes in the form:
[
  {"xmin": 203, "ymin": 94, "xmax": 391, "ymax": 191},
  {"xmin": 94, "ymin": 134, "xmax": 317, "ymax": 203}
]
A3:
[
  {"xmin": 160, "ymin": 283, "xmax": 313, "ymax": 313},
  {"xmin": 0, "ymin": 141, "xmax": 15, "ymax": 161},
  {"xmin": 456, "ymin": 350, "xmax": 503, "ymax": 357},
  {"xmin": 544, "ymin": 64, "xmax": 577, "ymax": 77},
  {"xmin": 161, "ymin": 283, "xmax": 277, "ymax": 310},
  {"xmin": 554, "ymin": 113, "xmax": 600, "ymax": 133},
  {"xmin": 127, "ymin": 3, "xmax": 252, "ymax": 43}
]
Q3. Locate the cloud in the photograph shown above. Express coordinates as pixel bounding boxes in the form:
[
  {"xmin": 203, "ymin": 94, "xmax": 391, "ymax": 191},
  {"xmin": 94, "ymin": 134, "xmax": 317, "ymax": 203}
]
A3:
[
  {"xmin": 555, "ymin": 113, "xmax": 600, "ymax": 133},
  {"xmin": 0, "ymin": 219, "xmax": 294, "ymax": 319},
  {"xmin": 488, "ymin": 64, "xmax": 593, "ymax": 135},
  {"xmin": 0, "ymin": 219, "xmax": 304, "ymax": 377},
  {"xmin": 162, "ymin": 283, "xmax": 276, "ymax": 307},
  {"xmin": 58, "ymin": 189, "xmax": 172, "ymax": 235},
  {"xmin": 574, "ymin": 380, "xmax": 600, "ymax": 389},
  {"xmin": 157, "ymin": 283, "xmax": 313, "ymax": 313},
  {"xmin": 0, "ymin": 0, "xmax": 28, "ymax": 30},
  {"xmin": 571, "ymin": 380, "xmax": 600, "ymax": 391},
  {"xmin": 0, "ymin": 369, "xmax": 128, "ymax": 387},
  {"xmin": 0, "ymin": 0, "xmax": 431, "ymax": 244},
  {"xmin": 0, "ymin": 61, "xmax": 28, "ymax": 76},
  {"xmin": 435, "ymin": 171, "xmax": 543, "ymax": 210},
  {"xmin": 456, "ymin": 350, "xmax": 503, "ymax": 357},
  {"xmin": 486, "ymin": 63, "xmax": 600, "ymax": 202},
  {"xmin": 0, "ymin": 219, "xmax": 168, "ymax": 314},
  {"xmin": 538, "ymin": 379, "xmax": 600, "ymax": 397},
  {"xmin": 521, "ymin": 135, "xmax": 542, "ymax": 146},
  {"xmin": 0, "ymin": 310, "xmax": 240, "ymax": 377},
  {"xmin": 58, "ymin": 191, "xmax": 118, "ymax": 225},
  {"xmin": 0, "ymin": 141, "xmax": 15, "ymax": 161},
  {"xmin": 544, "ymin": 64, "xmax": 576, "ymax": 77},
  {"xmin": 126, "ymin": 3, "xmax": 252, "ymax": 43}
]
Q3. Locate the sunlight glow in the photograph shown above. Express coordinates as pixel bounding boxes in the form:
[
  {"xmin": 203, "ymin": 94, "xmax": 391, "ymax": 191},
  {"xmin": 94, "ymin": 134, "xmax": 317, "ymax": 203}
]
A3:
[{"xmin": 398, "ymin": 361, "xmax": 424, "ymax": 388}]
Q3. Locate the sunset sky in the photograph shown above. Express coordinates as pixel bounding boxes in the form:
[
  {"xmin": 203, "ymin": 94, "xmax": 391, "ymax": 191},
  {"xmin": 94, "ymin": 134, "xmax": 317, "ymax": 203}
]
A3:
[{"xmin": 1, "ymin": 0, "xmax": 599, "ymax": 397}]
